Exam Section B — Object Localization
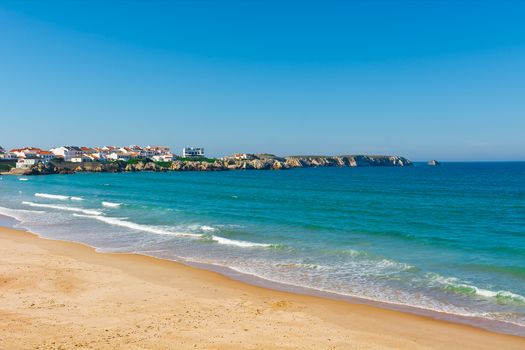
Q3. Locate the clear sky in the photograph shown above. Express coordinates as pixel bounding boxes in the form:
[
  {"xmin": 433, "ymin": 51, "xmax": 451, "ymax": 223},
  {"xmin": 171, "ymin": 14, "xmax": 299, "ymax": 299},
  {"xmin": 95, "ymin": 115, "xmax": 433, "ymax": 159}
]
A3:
[{"xmin": 1, "ymin": 1, "xmax": 524, "ymax": 160}]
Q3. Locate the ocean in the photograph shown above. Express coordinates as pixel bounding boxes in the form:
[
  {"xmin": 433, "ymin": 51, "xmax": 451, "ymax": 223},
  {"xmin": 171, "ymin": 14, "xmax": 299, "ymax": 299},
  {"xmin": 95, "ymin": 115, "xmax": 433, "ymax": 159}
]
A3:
[{"xmin": 1, "ymin": 162, "xmax": 524, "ymax": 334}]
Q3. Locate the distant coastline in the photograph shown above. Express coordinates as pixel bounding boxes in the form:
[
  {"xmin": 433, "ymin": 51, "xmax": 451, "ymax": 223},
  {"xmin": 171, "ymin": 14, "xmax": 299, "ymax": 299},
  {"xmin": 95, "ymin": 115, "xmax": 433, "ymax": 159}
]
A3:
[{"xmin": 1, "ymin": 154, "xmax": 412, "ymax": 175}]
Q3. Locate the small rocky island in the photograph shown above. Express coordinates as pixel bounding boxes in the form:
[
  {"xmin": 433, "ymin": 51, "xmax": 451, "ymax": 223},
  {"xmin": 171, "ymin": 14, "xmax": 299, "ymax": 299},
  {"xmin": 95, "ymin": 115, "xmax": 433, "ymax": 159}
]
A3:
[
  {"xmin": 5, "ymin": 154, "xmax": 412, "ymax": 176},
  {"xmin": 427, "ymin": 160, "xmax": 440, "ymax": 166}
]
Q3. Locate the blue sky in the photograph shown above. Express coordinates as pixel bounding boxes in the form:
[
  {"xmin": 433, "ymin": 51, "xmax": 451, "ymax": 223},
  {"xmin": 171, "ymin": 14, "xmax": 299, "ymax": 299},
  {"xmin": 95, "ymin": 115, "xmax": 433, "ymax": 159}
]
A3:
[{"xmin": 1, "ymin": 1, "xmax": 524, "ymax": 160}]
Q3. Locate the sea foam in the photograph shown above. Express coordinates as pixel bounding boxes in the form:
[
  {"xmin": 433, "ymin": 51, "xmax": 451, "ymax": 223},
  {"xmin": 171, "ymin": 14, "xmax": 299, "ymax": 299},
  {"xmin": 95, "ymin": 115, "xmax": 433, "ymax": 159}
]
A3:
[
  {"xmin": 22, "ymin": 201, "xmax": 102, "ymax": 216},
  {"xmin": 211, "ymin": 235, "xmax": 272, "ymax": 248},
  {"xmin": 73, "ymin": 213, "xmax": 271, "ymax": 248},
  {"xmin": 72, "ymin": 214, "xmax": 201, "ymax": 238},
  {"xmin": 428, "ymin": 273, "xmax": 525, "ymax": 304},
  {"xmin": 0, "ymin": 206, "xmax": 45, "ymax": 222},
  {"xmin": 35, "ymin": 193, "xmax": 70, "ymax": 200},
  {"xmin": 35, "ymin": 193, "xmax": 84, "ymax": 201},
  {"xmin": 102, "ymin": 201, "xmax": 121, "ymax": 208}
]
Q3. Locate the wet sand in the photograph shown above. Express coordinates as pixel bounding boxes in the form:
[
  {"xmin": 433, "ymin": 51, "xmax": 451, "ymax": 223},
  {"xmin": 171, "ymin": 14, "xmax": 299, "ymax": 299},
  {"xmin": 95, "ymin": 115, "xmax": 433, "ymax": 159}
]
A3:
[{"xmin": 1, "ymin": 226, "xmax": 524, "ymax": 349}]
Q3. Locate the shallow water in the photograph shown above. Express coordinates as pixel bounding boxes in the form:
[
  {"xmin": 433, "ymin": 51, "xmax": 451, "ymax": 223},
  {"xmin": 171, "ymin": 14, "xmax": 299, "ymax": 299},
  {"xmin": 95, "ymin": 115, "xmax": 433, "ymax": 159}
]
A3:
[{"xmin": 1, "ymin": 163, "xmax": 524, "ymax": 330}]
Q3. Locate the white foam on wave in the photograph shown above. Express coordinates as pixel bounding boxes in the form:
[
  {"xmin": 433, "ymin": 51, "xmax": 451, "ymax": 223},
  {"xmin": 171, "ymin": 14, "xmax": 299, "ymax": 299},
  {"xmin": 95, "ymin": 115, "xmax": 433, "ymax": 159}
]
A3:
[
  {"xmin": 19, "ymin": 178, "xmax": 28, "ymax": 181},
  {"xmin": 211, "ymin": 235, "xmax": 272, "ymax": 248},
  {"xmin": 188, "ymin": 224, "xmax": 216, "ymax": 232},
  {"xmin": 428, "ymin": 273, "xmax": 525, "ymax": 304},
  {"xmin": 475, "ymin": 288, "xmax": 525, "ymax": 301},
  {"xmin": 73, "ymin": 213, "xmax": 271, "ymax": 248},
  {"xmin": 35, "ymin": 193, "xmax": 84, "ymax": 201},
  {"xmin": 22, "ymin": 201, "xmax": 102, "ymax": 216},
  {"xmin": 102, "ymin": 201, "xmax": 121, "ymax": 208},
  {"xmin": 72, "ymin": 214, "xmax": 201, "ymax": 238},
  {"xmin": 0, "ymin": 206, "xmax": 45, "ymax": 222},
  {"xmin": 35, "ymin": 193, "xmax": 70, "ymax": 200}
]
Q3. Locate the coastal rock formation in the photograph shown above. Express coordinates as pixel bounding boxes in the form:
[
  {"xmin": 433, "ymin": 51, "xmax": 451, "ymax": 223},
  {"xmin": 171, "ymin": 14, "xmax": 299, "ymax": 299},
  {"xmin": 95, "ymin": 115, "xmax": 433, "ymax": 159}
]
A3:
[
  {"xmin": 285, "ymin": 155, "xmax": 411, "ymax": 168},
  {"xmin": 428, "ymin": 160, "xmax": 440, "ymax": 166},
  {"xmin": 9, "ymin": 154, "xmax": 412, "ymax": 176}
]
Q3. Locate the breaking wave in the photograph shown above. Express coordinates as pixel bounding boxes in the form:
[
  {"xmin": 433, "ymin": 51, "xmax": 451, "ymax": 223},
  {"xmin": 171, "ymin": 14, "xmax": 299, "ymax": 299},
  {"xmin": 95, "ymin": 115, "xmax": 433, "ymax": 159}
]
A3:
[
  {"xmin": 0, "ymin": 206, "xmax": 45, "ymax": 222},
  {"xmin": 72, "ymin": 214, "xmax": 201, "ymax": 238},
  {"xmin": 428, "ymin": 274, "xmax": 525, "ymax": 305},
  {"xmin": 22, "ymin": 201, "xmax": 102, "ymax": 216},
  {"xmin": 102, "ymin": 201, "xmax": 121, "ymax": 208},
  {"xmin": 73, "ymin": 214, "xmax": 273, "ymax": 248},
  {"xmin": 35, "ymin": 193, "xmax": 69, "ymax": 200},
  {"xmin": 210, "ymin": 235, "xmax": 273, "ymax": 248},
  {"xmin": 35, "ymin": 193, "xmax": 84, "ymax": 201}
]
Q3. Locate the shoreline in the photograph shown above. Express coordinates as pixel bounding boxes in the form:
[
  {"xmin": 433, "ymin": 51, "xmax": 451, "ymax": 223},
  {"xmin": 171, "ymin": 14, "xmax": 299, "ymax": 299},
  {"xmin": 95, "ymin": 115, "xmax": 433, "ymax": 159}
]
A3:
[
  {"xmin": 1, "ymin": 223, "xmax": 524, "ymax": 348},
  {"xmin": 0, "ymin": 154, "xmax": 412, "ymax": 175},
  {"xmin": 2, "ymin": 213, "xmax": 524, "ymax": 338},
  {"xmin": 186, "ymin": 259, "xmax": 525, "ymax": 337}
]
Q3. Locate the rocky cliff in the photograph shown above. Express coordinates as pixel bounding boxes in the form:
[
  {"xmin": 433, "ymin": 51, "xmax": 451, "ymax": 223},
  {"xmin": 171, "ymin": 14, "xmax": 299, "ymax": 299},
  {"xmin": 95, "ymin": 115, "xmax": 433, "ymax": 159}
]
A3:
[{"xmin": 9, "ymin": 155, "xmax": 412, "ymax": 175}]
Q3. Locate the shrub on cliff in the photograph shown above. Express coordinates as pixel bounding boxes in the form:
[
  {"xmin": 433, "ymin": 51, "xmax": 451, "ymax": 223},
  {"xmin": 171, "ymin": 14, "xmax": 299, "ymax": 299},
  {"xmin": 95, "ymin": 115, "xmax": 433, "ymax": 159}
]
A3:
[
  {"xmin": 154, "ymin": 161, "xmax": 173, "ymax": 168},
  {"xmin": 0, "ymin": 161, "xmax": 15, "ymax": 172},
  {"xmin": 175, "ymin": 157, "xmax": 217, "ymax": 163}
]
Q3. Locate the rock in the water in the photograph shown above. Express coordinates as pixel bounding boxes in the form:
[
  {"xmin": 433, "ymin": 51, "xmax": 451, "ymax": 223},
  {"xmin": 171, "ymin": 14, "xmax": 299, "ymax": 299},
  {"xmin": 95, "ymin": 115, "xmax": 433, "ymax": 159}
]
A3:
[{"xmin": 427, "ymin": 160, "xmax": 440, "ymax": 166}]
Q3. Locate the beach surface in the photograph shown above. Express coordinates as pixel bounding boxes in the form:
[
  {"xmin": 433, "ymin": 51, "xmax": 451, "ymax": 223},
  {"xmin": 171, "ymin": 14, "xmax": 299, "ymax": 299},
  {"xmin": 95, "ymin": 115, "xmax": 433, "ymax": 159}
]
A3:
[{"xmin": 1, "ymin": 226, "xmax": 524, "ymax": 350}]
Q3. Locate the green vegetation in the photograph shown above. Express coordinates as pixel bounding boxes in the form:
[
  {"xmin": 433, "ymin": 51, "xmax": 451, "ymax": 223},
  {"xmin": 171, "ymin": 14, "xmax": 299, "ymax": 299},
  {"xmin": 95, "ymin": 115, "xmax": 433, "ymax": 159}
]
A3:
[
  {"xmin": 154, "ymin": 161, "xmax": 172, "ymax": 168},
  {"xmin": 0, "ymin": 161, "xmax": 15, "ymax": 172},
  {"xmin": 127, "ymin": 158, "xmax": 145, "ymax": 165},
  {"xmin": 175, "ymin": 157, "xmax": 217, "ymax": 163}
]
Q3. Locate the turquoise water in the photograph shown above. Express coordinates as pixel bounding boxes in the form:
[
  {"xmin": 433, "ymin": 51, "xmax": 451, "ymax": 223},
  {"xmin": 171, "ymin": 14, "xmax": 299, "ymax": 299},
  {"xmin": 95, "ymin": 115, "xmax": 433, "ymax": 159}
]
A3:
[{"xmin": 1, "ymin": 163, "xmax": 524, "ymax": 331}]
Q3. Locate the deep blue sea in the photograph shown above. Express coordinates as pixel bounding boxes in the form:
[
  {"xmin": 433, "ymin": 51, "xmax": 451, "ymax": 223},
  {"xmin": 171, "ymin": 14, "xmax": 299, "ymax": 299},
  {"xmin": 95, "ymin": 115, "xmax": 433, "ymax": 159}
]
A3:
[{"xmin": 1, "ymin": 163, "xmax": 524, "ymax": 331}]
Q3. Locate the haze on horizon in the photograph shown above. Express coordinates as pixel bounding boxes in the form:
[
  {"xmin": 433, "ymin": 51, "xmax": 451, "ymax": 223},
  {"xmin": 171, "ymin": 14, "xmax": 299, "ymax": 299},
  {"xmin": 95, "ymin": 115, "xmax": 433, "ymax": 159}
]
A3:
[{"xmin": 1, "ymin": 1, "xmax": 524, "ymax": 161}]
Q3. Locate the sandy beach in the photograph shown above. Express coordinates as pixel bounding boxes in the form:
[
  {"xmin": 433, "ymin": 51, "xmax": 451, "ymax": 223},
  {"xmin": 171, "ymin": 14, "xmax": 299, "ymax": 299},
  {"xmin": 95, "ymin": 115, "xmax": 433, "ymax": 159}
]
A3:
[{"xmin": 1, "ymin": 226, "xmax": 524, "ymax": 349}]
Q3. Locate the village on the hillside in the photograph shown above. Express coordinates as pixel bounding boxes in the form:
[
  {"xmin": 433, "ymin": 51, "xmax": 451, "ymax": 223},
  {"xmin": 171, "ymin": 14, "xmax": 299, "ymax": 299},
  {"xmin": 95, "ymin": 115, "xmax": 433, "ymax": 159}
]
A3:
[{"xmin": 0, "ymin": 145, "xmax": 260, "ymax": 170}]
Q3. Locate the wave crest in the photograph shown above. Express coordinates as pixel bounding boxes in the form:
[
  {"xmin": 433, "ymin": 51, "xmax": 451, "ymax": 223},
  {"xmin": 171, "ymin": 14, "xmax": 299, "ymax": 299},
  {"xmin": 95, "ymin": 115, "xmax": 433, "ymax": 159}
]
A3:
[
  {"xmin": 429, "ymin": 274, "xmax": 525, "ymax": 305},
  {"xmin": 72, "ymin": 214, "xmax": 201, "ymax": 238},
  {"xmin": 102, "ymin": 201, "xmax": 121, "ymax": 208},
  {"xmin": 35, "ymin": 193, "xmax": 70, "ymax": 200},
  {"xmin": 210, "ymin": 235, "xmax": 272, "ymax": 248},
  {"xmin": 35, "ymin": 193, "xmax": 84, "ymax": 201},
  {"xmin": 0, "ymin": 206, "xmax": 46, "ymax": 221},
  {"xmin": 22, "ymin": 201, "xmax": 101, "ymax": 216}
]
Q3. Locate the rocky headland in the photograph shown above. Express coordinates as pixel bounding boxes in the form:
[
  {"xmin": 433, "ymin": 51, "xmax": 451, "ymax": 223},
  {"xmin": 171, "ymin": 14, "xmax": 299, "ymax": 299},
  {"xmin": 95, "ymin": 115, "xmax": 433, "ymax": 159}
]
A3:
[{"xmin": 5, "ymin": 154, "xmax": 412, "ymax": 176}]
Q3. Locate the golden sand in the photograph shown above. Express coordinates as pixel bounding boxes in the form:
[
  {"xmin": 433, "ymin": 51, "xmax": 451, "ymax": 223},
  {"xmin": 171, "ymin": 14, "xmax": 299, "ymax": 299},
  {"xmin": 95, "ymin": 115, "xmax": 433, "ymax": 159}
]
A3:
[{"xmin": 1, "ymin": 226, "xmax": 524, "ymax": 349}]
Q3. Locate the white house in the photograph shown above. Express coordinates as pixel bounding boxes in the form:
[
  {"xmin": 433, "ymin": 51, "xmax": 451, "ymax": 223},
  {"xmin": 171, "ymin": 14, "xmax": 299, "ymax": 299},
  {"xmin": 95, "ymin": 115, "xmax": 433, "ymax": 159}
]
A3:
[
  {"xmin": 147, "ymin": 146, "xmax": 171, "ymax": 155},
  {"xmin": 87, "ymin": 152, "xmax": 107, "ymax": 162},
  {"xmin": 0, "ymin": 152, "xmax": 17, "ymax": 160},
  {"xmin": 183, "ymin": 147, "xmax": 204, "ymax": 158},
  {"xmin": 118, "ymin": 147, "xmax": 132, "ymax": 154},
  {"xmin": 107, "ymin": 152, "xmax": 131, "ymax": 161},
  {"xmin": 152, "ymin": 154, "xmax": 174, "ymax": 162},
  {"xmin": 16, "ymin": 157, "xmax": 46, "ymax": 169},
  {"xmin": 70, "ymin": 154, "xmax": 93, "ymax": 163},
  {"xmin": 100, "ymin": 146, "xmax": 117, "ymax": 154},
  {"xmin": 140, "ymin": 149, "xmax": 156, "ymax": 158},
  {"xmin": 50, "ymin": 146, "xmax": 83, "ymax": 161},
  {"xmin": 80, "ymin": 147, "xmax": 96, "ymax": 154},
  {"xmin": 10, "ymin": 147, "xmax": 42, "ymax": 158},
  {"xmin": 36, "ymin": 150, "xmax": 56, "ymax": 161},
  {"xmin": 229, "ymin": 153, "xmax": 255, "ymax": 160}
]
